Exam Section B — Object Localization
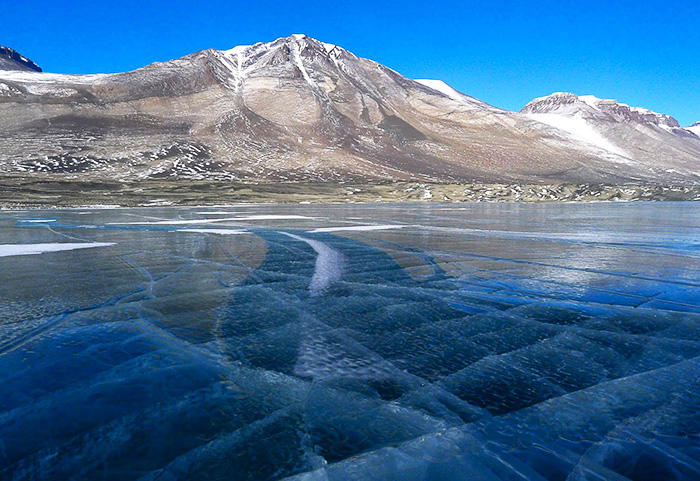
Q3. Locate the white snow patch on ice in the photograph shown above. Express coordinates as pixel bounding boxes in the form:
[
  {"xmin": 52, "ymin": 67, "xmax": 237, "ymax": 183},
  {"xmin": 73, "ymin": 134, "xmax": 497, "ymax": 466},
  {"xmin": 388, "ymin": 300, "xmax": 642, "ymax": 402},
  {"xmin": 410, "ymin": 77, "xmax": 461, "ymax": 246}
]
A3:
[
  {"xmin": 527, "ymin": 113, "xmax": 630, "ymax": 158},
  {"xmin": 195, "ymin": 211, "xmax": 243, "ymax": 215},
  {"xmin": 283, "ymin": 233, "xmax": 344, "ymax": 295},
  {"xmin": 113, "ymin": 215, "xmax": 311, "ymax": 225},
  {"xmin": 310, "ymin": 225, "xmax": 404, "ymax": 233},
  {"xmin": 110, "ymin": 218, "xmax": 238, "ymax": 226},
  {"xmin": 178, "ymin": 228, "xmax": 248, "ymax": 235},
  {"xmin": 230, "ymin": 215, "xmax": 311, "ymax": 221},
  {"xmin": 0, "ymin": 242, "xmax": 114, "ymax": 258}
]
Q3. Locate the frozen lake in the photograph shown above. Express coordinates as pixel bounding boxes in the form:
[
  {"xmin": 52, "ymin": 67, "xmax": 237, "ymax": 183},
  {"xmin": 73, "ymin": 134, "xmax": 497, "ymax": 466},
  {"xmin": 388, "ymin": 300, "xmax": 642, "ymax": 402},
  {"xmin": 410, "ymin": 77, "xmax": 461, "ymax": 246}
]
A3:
[{"xmin": 1, "ymin": 202, "xmax": 700, "ymax": 480}]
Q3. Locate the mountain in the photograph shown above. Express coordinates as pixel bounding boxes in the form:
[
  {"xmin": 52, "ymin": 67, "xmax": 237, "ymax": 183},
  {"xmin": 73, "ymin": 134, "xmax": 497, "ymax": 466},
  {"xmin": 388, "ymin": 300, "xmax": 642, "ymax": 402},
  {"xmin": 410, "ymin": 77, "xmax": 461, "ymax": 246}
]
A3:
[
  {"xmin": 521, "ymin": 93, "xmax": 700, "ymax": 176},
  {"xmin": 0, "ymin": 47, "xmax": 41, "ymax": 72},
  {"xmin": 0, "ymin": 35, "xmax": 698, "ymax": 184}
]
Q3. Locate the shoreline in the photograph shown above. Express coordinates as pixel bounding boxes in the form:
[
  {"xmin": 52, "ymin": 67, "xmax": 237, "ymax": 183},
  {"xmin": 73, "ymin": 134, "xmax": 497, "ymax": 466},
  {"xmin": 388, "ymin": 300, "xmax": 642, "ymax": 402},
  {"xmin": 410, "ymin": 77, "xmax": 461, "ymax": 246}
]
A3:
[{"xmin": 1, "ymin": 178, "xmax": 699, "ymax": 209}]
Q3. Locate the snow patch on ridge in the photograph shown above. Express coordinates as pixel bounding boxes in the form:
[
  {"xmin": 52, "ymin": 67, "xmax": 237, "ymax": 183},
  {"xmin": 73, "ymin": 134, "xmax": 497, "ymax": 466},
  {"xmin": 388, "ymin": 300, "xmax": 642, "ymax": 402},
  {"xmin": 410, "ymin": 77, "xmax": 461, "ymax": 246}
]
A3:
[
  {"xmin": 321, "ymin": 42, "xmax": 338, "ymax": 53},
  {"xmin": 527, "ymin": 113, "xmax": 630, "ymax": 158},
  {"xmin": 414, "ymin": 78, "xmax": 496, "ymax": 110},
  {"xmin": 687, "ymin": 123, "xmax": 700, "ymax": 138},
  {"xmin": 578, "ymin": 95, "xmax": 602, "ymax": 110},
  {"xmin": 113, "ymin": 215, "xmax": 311, "ymax": 225},
  {"xmin": 415, "ymin": 79, "xmax": 466, "ymax": 101}
]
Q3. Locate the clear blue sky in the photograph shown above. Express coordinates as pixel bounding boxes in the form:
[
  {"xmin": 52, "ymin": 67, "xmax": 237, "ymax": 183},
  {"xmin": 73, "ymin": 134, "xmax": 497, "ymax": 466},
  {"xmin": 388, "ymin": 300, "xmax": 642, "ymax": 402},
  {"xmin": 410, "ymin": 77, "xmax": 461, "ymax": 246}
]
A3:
[{"xmin": 5, "ymin": 0, "xmax": 699, "ymax": 125}]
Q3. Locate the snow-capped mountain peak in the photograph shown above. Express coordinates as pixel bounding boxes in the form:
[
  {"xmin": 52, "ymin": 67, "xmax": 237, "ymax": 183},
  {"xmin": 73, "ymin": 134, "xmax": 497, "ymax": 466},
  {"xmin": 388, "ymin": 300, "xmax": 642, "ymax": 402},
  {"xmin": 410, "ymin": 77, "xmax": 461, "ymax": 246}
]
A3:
[
  {"xmin": 207, "ymin": 35, "xmax": 497, "ymax": 117},
  {"xmin": 210, "ymin": 34, "xmax": 358, "ymax": 93},
  {"xmin": 221, "ymin": 35, "xmax": 353, "ymax": 62}
]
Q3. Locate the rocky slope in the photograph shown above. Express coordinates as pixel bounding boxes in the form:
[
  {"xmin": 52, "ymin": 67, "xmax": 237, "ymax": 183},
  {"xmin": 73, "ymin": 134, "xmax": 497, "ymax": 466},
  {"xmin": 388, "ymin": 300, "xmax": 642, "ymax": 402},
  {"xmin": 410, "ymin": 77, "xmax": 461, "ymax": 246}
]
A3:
[{"xmin": 0, "ymin": 36, "xmax": 699, "ymax": 185}]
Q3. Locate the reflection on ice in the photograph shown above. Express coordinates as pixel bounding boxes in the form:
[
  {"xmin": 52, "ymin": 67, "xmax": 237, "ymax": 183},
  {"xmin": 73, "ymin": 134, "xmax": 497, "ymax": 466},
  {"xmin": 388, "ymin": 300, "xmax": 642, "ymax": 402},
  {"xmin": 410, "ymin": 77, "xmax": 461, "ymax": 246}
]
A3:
[{"xmin": 1, "ymin": 203, "xmax": 700, "ymax": 480}]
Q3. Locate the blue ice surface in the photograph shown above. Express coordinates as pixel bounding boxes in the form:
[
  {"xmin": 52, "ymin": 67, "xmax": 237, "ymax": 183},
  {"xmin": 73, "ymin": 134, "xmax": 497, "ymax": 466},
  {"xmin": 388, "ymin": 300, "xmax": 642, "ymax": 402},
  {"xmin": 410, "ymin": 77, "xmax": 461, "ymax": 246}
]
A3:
[{"xmin": 1, "ymin": 202, "xmax": 700, "ymax": 480}]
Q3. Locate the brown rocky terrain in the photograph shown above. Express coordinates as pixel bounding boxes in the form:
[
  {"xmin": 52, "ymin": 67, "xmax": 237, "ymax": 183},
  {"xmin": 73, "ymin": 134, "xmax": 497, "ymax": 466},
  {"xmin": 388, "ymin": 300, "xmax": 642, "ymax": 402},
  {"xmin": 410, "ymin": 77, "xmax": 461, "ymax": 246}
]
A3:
[{"xmin": 1, "ymin": 34, "xmax": 699, "ymax": 203}]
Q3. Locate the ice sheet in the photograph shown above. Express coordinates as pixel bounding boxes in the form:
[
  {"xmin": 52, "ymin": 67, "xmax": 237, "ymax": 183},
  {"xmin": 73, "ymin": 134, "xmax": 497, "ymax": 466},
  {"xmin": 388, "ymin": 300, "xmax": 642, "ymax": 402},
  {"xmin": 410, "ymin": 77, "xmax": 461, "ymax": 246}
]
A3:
[{"xmin": 1, "ymin": 203, "xmax": 699, "ymax": 480}]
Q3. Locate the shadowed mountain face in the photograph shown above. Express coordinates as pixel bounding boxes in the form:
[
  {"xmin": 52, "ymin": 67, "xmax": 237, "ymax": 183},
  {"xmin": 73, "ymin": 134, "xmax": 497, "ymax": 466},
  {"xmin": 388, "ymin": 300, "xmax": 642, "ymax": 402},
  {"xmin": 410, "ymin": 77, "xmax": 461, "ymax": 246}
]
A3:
[
  {"xmin": 0, "ymin": 35, "xmax": 698, "ymax": 184},
  {"xmin": 0, "ymin": 47, "xmax": 42, "ymax": 73}
]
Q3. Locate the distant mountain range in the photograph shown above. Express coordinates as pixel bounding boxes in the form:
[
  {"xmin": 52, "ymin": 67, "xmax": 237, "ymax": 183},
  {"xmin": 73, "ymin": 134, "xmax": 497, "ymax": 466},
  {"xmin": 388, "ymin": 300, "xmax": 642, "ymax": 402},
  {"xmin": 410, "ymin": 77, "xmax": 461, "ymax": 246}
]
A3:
[{"xmin": 1, "ymin": 35, "xmax": 698, "ymax": 184}]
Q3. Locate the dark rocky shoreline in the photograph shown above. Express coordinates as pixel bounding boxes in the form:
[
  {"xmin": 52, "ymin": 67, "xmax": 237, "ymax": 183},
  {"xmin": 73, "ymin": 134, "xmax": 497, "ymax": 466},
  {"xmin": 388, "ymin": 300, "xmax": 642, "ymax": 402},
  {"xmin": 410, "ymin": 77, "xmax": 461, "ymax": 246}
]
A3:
[{"xmin": 1, "ymin": 176, "xmax": 699, "ymax": 208}]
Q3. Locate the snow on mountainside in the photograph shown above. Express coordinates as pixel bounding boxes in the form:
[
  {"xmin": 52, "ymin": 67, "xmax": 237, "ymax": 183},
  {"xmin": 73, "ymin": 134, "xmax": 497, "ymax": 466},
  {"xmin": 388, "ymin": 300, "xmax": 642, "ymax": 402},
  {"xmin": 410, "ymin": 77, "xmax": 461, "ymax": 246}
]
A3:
[
  {"xmin": 415, "ymin": 79, "xmax": 463, "ymax": 100},
  {"xmin": 413, "ymin": 79, "xmax": 495, "ymax": 109},
  {"xmin": 0, "ymin": 36, "xmax": 699, "ymax": 185},
  {"xmin": 688, "ymin": 122, "xmax": 700, "ymax": 138},
  {"xmin": 523, "ymin": 111, "xmax": 630, "ymax": 158}
]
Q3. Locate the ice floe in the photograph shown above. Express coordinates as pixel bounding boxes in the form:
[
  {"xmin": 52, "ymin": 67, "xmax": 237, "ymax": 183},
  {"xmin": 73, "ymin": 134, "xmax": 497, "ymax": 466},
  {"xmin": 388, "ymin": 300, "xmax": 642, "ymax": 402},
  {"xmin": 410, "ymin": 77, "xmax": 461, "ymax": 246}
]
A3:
[
  {"xmin": 310, "ymin": 224, "xmax": 404, "ymax": 233},
  {"xmin": 0, "ymin": 242, "xmax": 114, "ymax": 257}
]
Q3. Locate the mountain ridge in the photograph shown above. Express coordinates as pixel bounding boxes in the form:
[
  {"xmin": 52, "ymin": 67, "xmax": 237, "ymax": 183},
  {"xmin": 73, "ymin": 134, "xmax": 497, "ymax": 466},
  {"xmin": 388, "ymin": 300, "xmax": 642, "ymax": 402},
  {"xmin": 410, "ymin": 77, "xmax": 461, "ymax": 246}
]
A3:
[{"xmin": 0, "ymin": 35, "xmax": 698, "ymax": 186}]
